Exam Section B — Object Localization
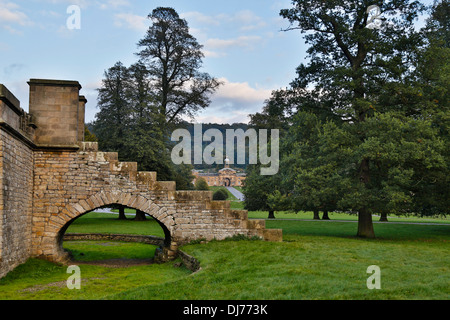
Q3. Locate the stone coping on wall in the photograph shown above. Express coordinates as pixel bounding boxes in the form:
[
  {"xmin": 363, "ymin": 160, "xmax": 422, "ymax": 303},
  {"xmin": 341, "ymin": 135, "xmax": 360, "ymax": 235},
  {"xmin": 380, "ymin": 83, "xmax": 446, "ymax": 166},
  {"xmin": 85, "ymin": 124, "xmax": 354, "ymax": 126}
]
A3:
[
  {"xmin": 0, "ymin": 120, "xmax": 36, "ymax": 148},
  {"xmin": 0, "ymin": 84, "xmax": 22, "ymax": 115},
  {"xmin": 28, "ymin": 78, "xmax": 82, "ymax": 90}
]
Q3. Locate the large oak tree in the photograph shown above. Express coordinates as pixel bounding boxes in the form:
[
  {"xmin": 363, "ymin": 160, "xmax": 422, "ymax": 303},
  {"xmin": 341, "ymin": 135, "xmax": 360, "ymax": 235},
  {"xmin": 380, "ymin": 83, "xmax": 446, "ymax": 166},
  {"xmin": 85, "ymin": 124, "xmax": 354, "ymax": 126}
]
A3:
[{"xmin": 279, "ymin": 0, "xmax": 437, "ymax": 237}]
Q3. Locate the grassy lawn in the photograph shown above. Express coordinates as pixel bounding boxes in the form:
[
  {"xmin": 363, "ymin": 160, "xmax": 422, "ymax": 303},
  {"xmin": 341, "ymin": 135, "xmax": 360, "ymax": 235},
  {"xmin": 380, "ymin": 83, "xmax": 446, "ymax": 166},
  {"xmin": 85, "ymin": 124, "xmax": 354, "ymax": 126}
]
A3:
[
  {"xmin": 0, "ymin": 208, "xmax": 448, "ymax": 300},
  {"xmin": 0, "ymin": 252, "xmax": 190, "ymax": 300},
  {"xmin": 228, "ymin": 200, "xmax": 449, "ymax": 224},
  {"xmin": 65, "ymin": 212, "xmax": 166, "ymax": 237}
]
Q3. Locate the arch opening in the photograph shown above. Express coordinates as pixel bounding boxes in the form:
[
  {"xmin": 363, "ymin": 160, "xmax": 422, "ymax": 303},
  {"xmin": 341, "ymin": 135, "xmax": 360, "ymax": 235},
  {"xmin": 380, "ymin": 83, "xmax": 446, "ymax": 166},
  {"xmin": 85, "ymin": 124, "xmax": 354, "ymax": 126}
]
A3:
[
  {"xmin": 50, "ymin": 195, "xmax": 176, "ymax": 265},
  {"xmin": 223, "ymin": 178, "xmax": 231, "ymax": 187}
]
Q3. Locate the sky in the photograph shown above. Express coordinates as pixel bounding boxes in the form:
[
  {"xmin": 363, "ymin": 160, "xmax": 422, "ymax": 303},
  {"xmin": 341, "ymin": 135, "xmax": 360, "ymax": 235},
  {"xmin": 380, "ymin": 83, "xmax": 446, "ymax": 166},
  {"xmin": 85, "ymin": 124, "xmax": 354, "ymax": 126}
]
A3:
[{"xmin": 0, "ymin": 0, "xmax": 433, "ymax": 124}]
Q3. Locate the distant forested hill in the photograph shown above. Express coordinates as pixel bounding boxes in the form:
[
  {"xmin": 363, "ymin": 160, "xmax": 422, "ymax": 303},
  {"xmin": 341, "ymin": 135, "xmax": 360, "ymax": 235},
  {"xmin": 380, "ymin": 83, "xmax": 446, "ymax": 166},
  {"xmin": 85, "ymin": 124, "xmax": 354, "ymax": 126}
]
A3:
[
  {"xmin": 87, "ymin": 121, "xmax": 250, "ymax": 172},
  {"xmin": 182, "ymin": 122, "xmax": 250, "ymax": 171}
]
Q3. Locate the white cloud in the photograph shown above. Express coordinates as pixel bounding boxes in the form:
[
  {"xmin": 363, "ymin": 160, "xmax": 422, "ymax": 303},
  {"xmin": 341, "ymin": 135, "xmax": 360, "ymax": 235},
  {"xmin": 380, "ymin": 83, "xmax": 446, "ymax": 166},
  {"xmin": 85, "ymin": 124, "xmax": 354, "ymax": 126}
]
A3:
[
  {"xmin": 206, "ymin": 36, "xmax": 262, "ymax": 50},
  {"xmin": 195, "ymin": 77, "xmax": 273, "ymax": 124},
  {"xmin": 203, "ymin": 35, "xmax": 263, "ymax": 57},
  {"xmin": 41, "ymin": 0, "xmax": 90, "ymax": 9},
  {"xmin": 180, "ymin": 11, "xmax": 221, "ymax": 26},
  {"xmin": 98, "ymin": 0, "xmax": 131, "ymax": 10},
  {"xmin": 194, "ymin": 111, "xmax": 252, "ymax": 125},
  {"xmin": 180, "ymin": 10, "xmax": 268, "ymax": 57},
  {"xmin": 182, "ymin": 10, "xmax": 267, "ymax": 32},
  {"xmin": 202, "ymin": 50, "xmax": 227, "ymax": 58},
  {"xmin": 214, "ymin": 78, "xmax": 272, "ymax": 103},
  {"xmin": 233, "ymin": 10, "xmax": 267, "ymax": 31},
  {"xmin": 38, "ymin": 9, "xmax": 61, "ymax": 18},
  {"xmin": 114, "ymin": 13, "xmax": 147, "ymax": 31},
  {"xmin": 0, "ymin": 1, "xmax": 32, "ymax": 33}
]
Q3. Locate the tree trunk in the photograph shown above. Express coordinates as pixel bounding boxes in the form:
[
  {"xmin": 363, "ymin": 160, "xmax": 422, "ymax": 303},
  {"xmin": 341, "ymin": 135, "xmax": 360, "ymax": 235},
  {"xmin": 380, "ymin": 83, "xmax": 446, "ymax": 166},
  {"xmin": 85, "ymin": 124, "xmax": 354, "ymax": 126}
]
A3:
[
  {"xmin": 118, "ymin": 206, "xmax": 127, "ymax": 220},
  {"xmin": 268, "ymin": 210, "xmax": 275, "ymax": 219},
  {"xmin": 134, "ymin": 209, "xmax": 147, "ymax": 221},
  {"xmin": 356, "ymin": 157, "xmax": 375, "ymax": 238},
  {"xmin": 313, "ymin": 209, "xmax": 320, "ymax": 220},
  {"xmin": 379, "ymin": 212, "xmax": 388, "ymax": 222},
  {"xmin": 322, "ymin": 210, "xmax": 330, "ymax": 220},
  {"xmin": 357, "ymin": 207, "xmax": 375, "ymax": 238}
]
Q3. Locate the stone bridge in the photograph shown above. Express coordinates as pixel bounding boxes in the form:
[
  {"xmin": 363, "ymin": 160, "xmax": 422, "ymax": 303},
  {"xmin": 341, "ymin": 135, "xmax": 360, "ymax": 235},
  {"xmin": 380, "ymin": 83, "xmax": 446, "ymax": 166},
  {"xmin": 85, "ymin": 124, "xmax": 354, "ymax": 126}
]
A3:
[{"xmin": 0, "ymin": 79, "xmax": 282, "ymax": 278}]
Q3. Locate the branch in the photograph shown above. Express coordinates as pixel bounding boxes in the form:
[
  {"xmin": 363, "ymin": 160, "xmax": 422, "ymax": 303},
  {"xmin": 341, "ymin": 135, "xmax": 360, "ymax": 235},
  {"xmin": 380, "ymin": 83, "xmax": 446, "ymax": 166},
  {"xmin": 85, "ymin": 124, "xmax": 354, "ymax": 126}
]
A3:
[{"xmin": 330, "ymin": 19, "xmax": 354, "ymax": 66}]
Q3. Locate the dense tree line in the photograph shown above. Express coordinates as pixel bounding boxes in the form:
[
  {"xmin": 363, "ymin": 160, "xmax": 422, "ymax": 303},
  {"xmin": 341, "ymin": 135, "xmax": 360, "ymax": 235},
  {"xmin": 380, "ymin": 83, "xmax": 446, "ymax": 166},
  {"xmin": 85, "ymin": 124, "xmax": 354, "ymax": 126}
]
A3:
[{"xmin": 243, "ymin": 0, "xmax": 449, "ymax": 238}]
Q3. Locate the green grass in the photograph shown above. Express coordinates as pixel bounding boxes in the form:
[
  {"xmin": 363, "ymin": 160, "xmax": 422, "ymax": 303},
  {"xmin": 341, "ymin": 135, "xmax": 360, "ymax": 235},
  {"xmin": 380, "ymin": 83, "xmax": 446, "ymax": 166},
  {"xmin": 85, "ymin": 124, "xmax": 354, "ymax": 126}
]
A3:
[
  {"xmin": 0, "ymin": 254, "xmax": 190, "ymax": 300},
  {"xmin": 65, "ymin": 212, "xmax": 166, "ymax": 237},
  {"xmin": 63, "ymin": 240, "xmax": 158, "ymax": 261},
  {"xmin": 109, "ymin": 219, "xmax": 449, "ymax": 300},
  {"xmin": 0, "ymin": 209, "xmax": 448, "ymax": 300},
  {"xmin": 246, "ymin": 208, "xmax": 449, "ymax": 224}
]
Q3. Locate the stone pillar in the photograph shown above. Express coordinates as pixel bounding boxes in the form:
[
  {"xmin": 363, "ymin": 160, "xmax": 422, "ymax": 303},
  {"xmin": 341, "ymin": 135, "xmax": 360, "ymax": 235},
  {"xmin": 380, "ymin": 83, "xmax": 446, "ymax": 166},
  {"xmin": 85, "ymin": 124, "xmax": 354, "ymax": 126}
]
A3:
[
  {"xmin": 78, "ymin": 95, "xmax": 87, "ymax": 142},
  {"xmin": 28, "ymin": 79, "xmax": 81, "ymax": 147}
]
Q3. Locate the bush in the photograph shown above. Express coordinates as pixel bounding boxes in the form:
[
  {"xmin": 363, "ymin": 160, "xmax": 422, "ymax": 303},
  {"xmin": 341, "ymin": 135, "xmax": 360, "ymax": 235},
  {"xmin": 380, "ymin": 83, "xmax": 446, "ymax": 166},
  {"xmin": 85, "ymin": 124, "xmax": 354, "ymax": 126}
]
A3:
[
  {"xmin": 194, "ymin": 177, "xmax": 209, "ymax": 190},
  {"xmin": 213, "ymin": 188, "xmax": 228, "ymax": 200}
]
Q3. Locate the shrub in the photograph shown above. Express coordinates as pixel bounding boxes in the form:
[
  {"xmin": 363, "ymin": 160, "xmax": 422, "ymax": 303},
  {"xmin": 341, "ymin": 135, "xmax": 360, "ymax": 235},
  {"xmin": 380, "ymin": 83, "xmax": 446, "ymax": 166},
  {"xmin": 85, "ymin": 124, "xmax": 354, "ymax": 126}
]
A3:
[
  {"xmin": 213, "ymin": 188, "xmax": 228, "ymax": 200},
  {"xmin": 194, "ymin": 177, "xmax": 209, "ymax": 190}
]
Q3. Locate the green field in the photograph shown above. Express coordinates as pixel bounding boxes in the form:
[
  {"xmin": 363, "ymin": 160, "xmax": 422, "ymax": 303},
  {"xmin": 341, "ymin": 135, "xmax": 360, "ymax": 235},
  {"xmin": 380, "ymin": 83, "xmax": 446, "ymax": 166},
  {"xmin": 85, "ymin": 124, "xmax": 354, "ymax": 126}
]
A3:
[{"xmin": 0, "ymin": 209, "xmax": 448, "ymax": 300}]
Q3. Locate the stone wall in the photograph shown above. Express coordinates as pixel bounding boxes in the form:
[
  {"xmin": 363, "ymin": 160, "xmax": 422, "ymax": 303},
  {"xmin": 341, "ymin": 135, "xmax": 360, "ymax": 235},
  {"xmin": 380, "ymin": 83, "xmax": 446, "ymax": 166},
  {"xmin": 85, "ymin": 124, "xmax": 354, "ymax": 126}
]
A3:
[
  {"xmin": 31, "ymin": 143, "xmax": 281, "ymax": 264},
  {"xmin": 0, "ymin": 86, "xmax": 35, "ymax": 279}
]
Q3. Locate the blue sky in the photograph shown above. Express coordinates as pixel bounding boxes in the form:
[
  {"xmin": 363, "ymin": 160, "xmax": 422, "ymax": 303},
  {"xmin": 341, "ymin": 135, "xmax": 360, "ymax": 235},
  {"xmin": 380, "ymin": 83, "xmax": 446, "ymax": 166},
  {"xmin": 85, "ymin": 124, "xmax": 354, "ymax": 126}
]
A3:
[{"xmin": 0, "ymin": 0, "xmax": 432, "ymax": 124}]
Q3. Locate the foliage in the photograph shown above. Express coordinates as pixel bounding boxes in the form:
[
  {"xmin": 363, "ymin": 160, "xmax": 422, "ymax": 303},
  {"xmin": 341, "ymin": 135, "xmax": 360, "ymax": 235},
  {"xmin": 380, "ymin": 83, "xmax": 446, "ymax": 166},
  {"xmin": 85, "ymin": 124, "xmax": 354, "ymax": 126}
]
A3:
[
  {"xmin": 212, "ymin": 188, "xmax": 228, "ymax": 200},
  {"xmin": 84, "ymin": 124, "xmax": 98, "ymax": 142},
  {"xmin": 136, "ymin": 7, "xmax": 221, "ymax": 127},
  {"xmin": 92, "ymin": 7, "xmax": 220, "ymax": 188},
  {"xmin": 242, "ymin": 91, "xmax": 292, "ymax": 219},
  {"xmin": 93, "ymin": 61, "xmax": 132, "ymax": 153},
  {"xmin": 258, "ymin": 0, "xmax": 450, "ymax": 238},
  {"xmin": 194, "ymin": 177, "xmax": 209, "ymax": 191}
]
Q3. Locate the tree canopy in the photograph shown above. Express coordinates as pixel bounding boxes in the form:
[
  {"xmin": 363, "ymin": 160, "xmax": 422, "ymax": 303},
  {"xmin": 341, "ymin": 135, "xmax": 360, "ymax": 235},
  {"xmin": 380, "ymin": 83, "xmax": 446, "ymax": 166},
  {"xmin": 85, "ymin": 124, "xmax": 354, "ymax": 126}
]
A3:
[
  {"xmin": 136, "ymin": 7, "xmax": 221, "ymax": 127},
  {"xmin": 93, "ymin": 7, "xmax": 220, "ymax": 189},
  {"xmin": 243, "ymin": 0, "xmax": 449, "ymax": 238}
]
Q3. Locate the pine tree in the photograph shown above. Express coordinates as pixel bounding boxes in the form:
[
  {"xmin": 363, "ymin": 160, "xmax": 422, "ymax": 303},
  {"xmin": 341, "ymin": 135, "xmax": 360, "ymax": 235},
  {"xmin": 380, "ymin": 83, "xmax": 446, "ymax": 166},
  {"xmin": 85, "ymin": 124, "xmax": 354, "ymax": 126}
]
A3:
[
  {"xmin": 93, "ymin": 61, "xmax": 132, "ymax": 155},
  {"xmin": 136, "ymin": 7, "xmax": 221, "ymax": 128}
]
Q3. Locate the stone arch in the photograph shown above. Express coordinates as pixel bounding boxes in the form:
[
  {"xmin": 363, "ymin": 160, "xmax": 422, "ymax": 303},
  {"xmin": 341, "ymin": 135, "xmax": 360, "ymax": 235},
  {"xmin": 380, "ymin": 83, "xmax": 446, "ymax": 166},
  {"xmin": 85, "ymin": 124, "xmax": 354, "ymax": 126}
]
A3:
[{"xmin": 40, "ymin": 190, "xmax": 176, "ymax": 264}]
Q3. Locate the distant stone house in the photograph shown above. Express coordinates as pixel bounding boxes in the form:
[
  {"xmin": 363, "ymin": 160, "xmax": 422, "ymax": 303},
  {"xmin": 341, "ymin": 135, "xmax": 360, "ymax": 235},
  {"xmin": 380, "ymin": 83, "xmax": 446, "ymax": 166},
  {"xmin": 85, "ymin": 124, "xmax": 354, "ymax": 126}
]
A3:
[{"xmin": 192, "ymin": 158, "xmax": 246, "ymax": 187}]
